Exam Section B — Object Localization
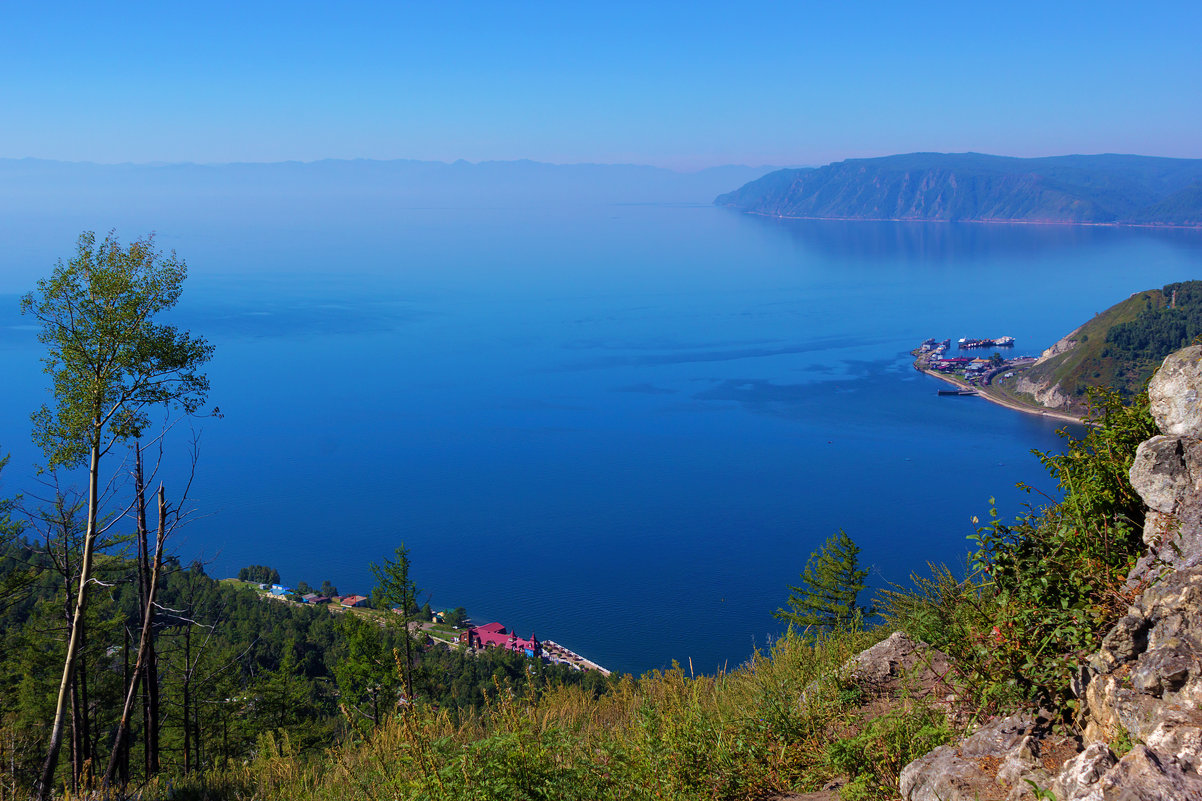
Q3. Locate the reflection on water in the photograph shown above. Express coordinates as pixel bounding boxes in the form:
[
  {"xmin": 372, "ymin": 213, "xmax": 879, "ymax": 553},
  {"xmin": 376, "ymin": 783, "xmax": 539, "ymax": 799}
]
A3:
[{"xmin": 732, "ymin": 212, "xmax": 1202, "ymax": 265}]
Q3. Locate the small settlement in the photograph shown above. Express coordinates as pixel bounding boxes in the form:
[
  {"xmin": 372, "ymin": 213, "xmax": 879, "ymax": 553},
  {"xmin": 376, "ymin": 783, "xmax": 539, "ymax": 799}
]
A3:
[
  {"xmin": 913, "ymin": 336, "xmax": 1034, "ymax": 392},
  {"xmin": 246, "ymin": 581, "xmax": 608, "ymax": 674}
]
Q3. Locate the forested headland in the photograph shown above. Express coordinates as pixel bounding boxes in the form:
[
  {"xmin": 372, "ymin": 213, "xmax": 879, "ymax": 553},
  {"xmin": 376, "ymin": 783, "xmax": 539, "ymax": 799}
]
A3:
[
  {"xmin": 1004, "ymin": 279, "xmax": 1202, "ymax": 416},
  {"xmin": 715, "ymin": 153, "xmax": 1202, "ymax": 226}
]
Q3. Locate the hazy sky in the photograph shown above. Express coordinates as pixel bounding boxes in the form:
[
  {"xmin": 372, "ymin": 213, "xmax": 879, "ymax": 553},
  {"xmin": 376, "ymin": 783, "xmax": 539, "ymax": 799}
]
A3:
[{"xmin": 2, "ymin": 1, "xmax": 1199, "ymax": 168}]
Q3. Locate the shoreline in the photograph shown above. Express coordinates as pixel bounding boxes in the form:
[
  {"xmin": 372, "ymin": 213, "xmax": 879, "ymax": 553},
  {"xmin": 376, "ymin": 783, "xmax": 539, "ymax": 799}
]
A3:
[
  {"xmin": 913, "ymin": 358, "xmax": 1085, "ymax": 425},
  {"xmin": 730, "ymin": 209, "xmax": 1202, "ymax": 231}
]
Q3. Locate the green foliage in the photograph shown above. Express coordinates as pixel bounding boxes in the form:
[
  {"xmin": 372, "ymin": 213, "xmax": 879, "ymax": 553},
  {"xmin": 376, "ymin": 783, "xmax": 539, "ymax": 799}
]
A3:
[
  {"xmin": 21, "ymin": 231, "xmax": 213, "ymax": 468},
  {"xmin": 1105, "ymin": 281, "xmax": 1202, "ymax": 368},
  {"xmin": 237, "ymin": 564, "xmax": 281, "ymax": 584},
  {"xmin": 826, "ymin": 704, "xmax": 953, "ymax": 801},
  {"xmin": 878, "ymin": 387, "xmax": 1156, "ymax": 715},
  {"xmin": 332, "ymin": 615, "xmax": 402, "ymax": 727},
  {"xmin": 775, "ymin": 530, "xmax": 874, "ymax": 634}
]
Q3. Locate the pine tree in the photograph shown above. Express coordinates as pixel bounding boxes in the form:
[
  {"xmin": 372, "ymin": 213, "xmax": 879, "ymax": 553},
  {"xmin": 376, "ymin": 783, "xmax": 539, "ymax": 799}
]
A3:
[{"xmin": 774, "ymin": 530, "xmax": 873, "ymax": 633}]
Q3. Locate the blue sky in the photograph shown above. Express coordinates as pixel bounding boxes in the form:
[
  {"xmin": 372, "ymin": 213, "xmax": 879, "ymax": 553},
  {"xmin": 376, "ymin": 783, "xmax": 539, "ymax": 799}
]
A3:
[{"xmin": 2, "ymin": 1, "xmax": 1199, "ymax": 168}]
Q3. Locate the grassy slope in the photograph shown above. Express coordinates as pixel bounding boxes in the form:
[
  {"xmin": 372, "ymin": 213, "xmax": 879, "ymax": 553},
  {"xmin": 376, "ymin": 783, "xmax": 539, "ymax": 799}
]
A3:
[{"xmin": 1013, "ymin": 290, "xmax": 1168, "ymax": 416}]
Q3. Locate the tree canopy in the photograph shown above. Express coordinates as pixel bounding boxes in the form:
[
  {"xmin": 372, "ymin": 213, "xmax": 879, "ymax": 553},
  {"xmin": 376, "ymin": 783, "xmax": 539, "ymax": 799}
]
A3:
[{"xmin": 774, "ymin": 530, "xmax": 872, "ymax": 633}]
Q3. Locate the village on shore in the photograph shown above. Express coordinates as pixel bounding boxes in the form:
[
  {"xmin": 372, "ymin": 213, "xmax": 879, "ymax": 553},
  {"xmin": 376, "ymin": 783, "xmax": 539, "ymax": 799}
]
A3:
[
  {"xmin": 227, "ymin": 578, "xmax": 610, "ymax": 676},
  {"xmin": 912, "ymin": 336, "xmax": 1035, "ymax": 392}
]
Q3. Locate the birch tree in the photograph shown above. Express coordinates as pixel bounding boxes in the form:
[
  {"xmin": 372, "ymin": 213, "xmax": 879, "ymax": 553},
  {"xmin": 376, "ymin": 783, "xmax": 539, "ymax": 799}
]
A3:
[{"xmin": 22, "ymin": 231, "xmax": 213, "ymax": 800}]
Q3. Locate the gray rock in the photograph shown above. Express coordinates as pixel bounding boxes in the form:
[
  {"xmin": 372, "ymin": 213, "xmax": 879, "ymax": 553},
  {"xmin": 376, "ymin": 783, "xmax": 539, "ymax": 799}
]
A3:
[
  {"xmin": 1145, "ymin": 709, "xmax": 1202, "ymax": 774},
  {"xmin": 1091, "ymin": 745, "xmax": 1202, "ymax": 800},
  {"xmin": 900, "ymin": 714, "xmax": 1074, "ymax": 801},
  {"xmin": 1053, "ymin": 743, "xmax": 1116, "ymax": 801},
  {"xmin": 1149, "ymin": 346, "xmax": 1202, "ymax": 437},
  {"xmin": 843, "ymin": 631, "xmax": 955, "ymax": 697},
  {"xmin": 1130, "ymin": 436, "xmax": 1192, "ymax": 513}
]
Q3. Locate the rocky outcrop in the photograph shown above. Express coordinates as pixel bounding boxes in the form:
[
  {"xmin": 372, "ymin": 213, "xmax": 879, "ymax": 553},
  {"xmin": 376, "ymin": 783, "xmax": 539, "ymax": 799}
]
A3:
[
  {"xmin": 900, "ymin": 713, "xmax": 1077, "ymax": 801},
  {"xmin": 898, "ymin": 345, "xmax": 1202, "ymax": 800},
  {"xmin": 1015, "ymin": 373, "xmax": 1073, "ymax": 411},
  {"xmin": 1010, "ymin": 326, "xmax": 1084, "ymax": 411},
  {"xmin": 844, "ymin": 632, "xmax": 956, "ymax": 699}
]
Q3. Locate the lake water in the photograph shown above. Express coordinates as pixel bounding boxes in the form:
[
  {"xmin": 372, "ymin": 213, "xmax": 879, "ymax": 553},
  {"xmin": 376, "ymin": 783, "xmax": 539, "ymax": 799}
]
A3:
[{"xmin": 2, "ymin": 199, "xmax": 1201, "ymax": 676}]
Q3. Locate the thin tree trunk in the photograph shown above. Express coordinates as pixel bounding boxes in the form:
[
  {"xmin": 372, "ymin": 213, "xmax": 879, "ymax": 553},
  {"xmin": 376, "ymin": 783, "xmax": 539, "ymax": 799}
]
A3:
[
  {"xmin": 183, "ymin": 624, "xmax": 191, "ymax": 775},
  {"xmin": 120, "ymin": 627, "xmax": 129, "ymax": 786},
  {"xmin": 36, "ymin": 437, "xmax": 100, "ymax": 801},
  {"xmin": 133, "ymin": 447, "xmax": 162, "ymax": 776},
  {"xmin": 68, "ymin": 680, "xmax": 80, "ymax": 793},
  {"xmin": 103, "ymin": 487, "xmax": 166, "ymax": 788},
  {"xmin": 79, "ymin": 628, "xmax": 91, "ymax": 785},
  {"xmin": 65, "ymin": 561, "xmax": 80, "ymax": 793}
]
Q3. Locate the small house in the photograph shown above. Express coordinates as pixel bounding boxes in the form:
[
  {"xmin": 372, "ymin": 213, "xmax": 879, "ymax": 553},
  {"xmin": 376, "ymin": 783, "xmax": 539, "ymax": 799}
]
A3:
[{"xmin": 341, "ymin": 595, "xmax": 368, "ymax": 608}]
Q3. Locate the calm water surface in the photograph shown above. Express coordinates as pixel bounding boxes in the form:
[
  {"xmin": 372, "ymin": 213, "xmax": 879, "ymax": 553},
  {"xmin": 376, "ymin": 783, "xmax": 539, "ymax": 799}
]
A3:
[{"xmin": 2, "ymin": 201, "xmax": 1201, "ymax": 675}]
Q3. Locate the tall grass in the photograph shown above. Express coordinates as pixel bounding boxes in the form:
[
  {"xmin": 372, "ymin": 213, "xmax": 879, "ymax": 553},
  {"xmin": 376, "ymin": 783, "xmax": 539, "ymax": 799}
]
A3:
[{"xmin": 168, "ymin": 625, "xmax": 955, "ymax": 801}]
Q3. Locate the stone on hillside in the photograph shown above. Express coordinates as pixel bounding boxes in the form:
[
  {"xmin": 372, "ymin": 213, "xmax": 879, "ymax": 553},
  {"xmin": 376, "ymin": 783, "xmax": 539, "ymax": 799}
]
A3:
[
  {"xmin": 1084, "ymin": 567, "xmax": 1202, "ymax": 767},
  {"xmin": 1149, "ymin": 345, "xmax": 1202, "ymax": 437},
  {"xmin": 1090, "ymin": 745, "xmax": 1202, "ymax": 800},
  {"xmin": 1052, "ymin": 743, "xmax": 1116, "ymax": 801},
  {"xmin": 844, "ymin": 631, "xmax": 954, "ymax": 697},
  {"xmin": 900, "ymin": 713, "xmax": 1076, "ymax": 801},
  {"xmin": 1129, "ymin": 436, "xmax": 1194, "ymax": 514}
]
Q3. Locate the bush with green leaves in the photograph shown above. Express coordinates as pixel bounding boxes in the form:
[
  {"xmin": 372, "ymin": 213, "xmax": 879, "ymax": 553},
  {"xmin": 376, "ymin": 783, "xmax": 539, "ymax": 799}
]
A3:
[{"xmin": 882, "ymin": 386, "xmax": 1156, "ymax": 712}]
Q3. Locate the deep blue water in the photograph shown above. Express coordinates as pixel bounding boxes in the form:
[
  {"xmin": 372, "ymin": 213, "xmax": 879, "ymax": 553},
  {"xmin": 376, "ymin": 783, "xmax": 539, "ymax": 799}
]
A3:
[{"xmin": 3, "ymin": 201, "xmax": 1202, "ymax": 676}]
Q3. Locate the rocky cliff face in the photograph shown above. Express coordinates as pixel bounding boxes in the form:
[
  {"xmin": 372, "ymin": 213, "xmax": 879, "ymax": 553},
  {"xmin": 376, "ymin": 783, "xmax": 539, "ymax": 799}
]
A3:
[{"xmin": 899, "ymin": 345, "xmax": 1202, "ymax": 800}]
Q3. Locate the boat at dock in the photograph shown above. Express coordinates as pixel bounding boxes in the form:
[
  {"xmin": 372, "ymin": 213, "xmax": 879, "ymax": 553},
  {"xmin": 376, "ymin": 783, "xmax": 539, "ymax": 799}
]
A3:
[
  {"xmin": 958, "ymin": 336, "xmax": 1015, "ymax": 349},
  {"xmin": 937, "ymin": 388, "xmax": 979, "ymax": 396}
]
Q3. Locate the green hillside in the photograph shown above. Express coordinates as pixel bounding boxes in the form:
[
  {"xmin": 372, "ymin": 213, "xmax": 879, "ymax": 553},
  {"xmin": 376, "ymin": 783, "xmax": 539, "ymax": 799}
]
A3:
[{"xmin": 1005, "ymin": 281, "xmax": 1202, "ymax": 415}]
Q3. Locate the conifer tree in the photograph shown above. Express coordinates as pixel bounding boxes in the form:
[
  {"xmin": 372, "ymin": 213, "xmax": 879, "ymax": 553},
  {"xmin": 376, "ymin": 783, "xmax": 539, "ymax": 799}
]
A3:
[{"xmin": 774, "ymin": 530, "xmax": 873, "ymax": 633}]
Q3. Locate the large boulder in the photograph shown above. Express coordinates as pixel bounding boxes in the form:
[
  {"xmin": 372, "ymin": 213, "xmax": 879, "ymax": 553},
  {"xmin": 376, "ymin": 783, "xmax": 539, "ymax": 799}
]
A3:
[
  {"xmin": 1128, "ymin": 350, "xmax": 1202, "ymax": 581},
  {"xmin": 843, "ymin": 631, "xmax": 956, "ymax": 699},
  {"xmin": 1149, "ymin": 346, "xmax": 1202, "ymax": 437}
]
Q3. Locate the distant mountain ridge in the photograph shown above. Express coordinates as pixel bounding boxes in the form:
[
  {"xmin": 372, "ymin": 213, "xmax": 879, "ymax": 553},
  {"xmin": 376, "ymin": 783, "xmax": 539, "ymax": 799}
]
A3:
[{"xmin": 715, "ymin": 153, "xmax": 1202, "ymax": 226}]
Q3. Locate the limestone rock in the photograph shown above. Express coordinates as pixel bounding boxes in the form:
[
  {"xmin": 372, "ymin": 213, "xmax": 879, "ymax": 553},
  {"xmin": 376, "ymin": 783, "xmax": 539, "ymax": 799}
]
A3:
[
  {"xmin": 844, "ymin": 631, "xmax": 955, "ymax": 698},
  {"xmin": 901, "ymin": 346, "xmax": 1202, "ymax": 801},
  {"xmin": 1129, "ymin": 436, "xmax": 1193, "ymax": 514},
  {"xmin": 900, "ymin": 714, "xmax": 1076, "ymax": 801},
  {"xmin": 1052, "ymin": 743, "xmax": 1116, "ymax": 801},
  {"xmin": 1148, "ymin": 345, "xmax": 1202, "ymax": 437},
  {"xmin": 1091, "ymin": 745, "xmax": 1202, "ymax": 800}
]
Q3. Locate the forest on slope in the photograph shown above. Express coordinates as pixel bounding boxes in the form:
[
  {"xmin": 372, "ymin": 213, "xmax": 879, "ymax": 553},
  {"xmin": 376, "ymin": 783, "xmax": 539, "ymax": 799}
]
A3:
[
  {"xmin": 1004, "ymin": 280, "xmax": 1202, "ymax": 416},
  {"xmin": 715, "ymin": 153, "xmax": 1202, "ymax": 225}
]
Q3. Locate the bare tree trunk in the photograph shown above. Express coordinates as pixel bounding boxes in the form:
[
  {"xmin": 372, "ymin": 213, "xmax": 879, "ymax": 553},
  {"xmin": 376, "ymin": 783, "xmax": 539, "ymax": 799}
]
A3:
[
  {"xmin": 68, "ymin": 680, "xmax": 80, "ymax": 793},
  {"xmin": 120, "ymin": 626, "xmax": 129, "ymax": 787},
  {"xmin": 78, "ymin": 629, "xmax": 91, "ymax": 785},
  {"xmin": 65, "ymin": 562, "xmax": 80, "ymax": 794},
  {"xmin": 36, "ymin": 437, "xmax": 100, "ymax": 801},
  {"xmin": 183, "ymin": 624, "xmax": 191, "ymax": 775},
  {"xmin": 132, "ymin": 447, "xmax": 162, "ymax": 776},
  {"xmin": 103, "ymin": 487, "xmax": 166, "ymax": 788}
]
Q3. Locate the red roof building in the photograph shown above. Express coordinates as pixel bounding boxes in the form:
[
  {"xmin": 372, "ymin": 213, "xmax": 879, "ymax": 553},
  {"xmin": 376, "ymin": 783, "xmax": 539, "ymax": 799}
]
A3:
[{"xmin": 458, "ymin": 622, "xmax": 542, "ymax": 658}]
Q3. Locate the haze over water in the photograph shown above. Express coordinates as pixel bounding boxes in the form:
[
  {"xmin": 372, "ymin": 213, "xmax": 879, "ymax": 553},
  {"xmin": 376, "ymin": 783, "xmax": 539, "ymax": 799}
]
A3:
[{"xmin": 2, "ymin": 189, "xmax": 1202, "ymax": 675}]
